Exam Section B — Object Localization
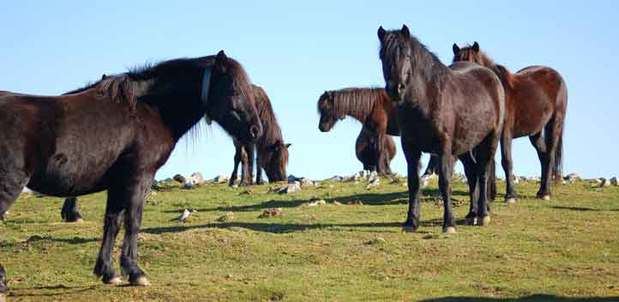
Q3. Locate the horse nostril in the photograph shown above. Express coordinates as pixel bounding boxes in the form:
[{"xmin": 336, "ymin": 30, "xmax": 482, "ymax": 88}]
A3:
[{"xmin": 250, "ymin": 125, "xmax": 260, "ymax": 139}]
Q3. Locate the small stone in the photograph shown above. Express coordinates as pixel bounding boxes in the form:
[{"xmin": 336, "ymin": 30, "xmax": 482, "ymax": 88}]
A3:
[
  {"xmin": 216, "ymin": 212, "xmax": 235, "ymax": 222},
  {"xmin": 326, "ymin": 176, "xmax": 344, "ymax": 182},
  {"xmin": 259, "ymin": 208, "xmax": 283, "ymax": 218},
  {"xmin": 182, "ymin": 181, "xmax": 195, "ymax": 189},
  {"xmin": 564, "ymin": 173, "xmax": 580, "ymax": 183},
  {"xmin": 599, "ymin": 178, "xmax": 610, "ymax": 187},
  {"xmin": 366, "ymin": 177, "xmax": 380, "ymax": 189},
  {"xmin": 610, "ymin": 177, "xmax": 618, "ymax": 186},
  {"xmin": 305, "ymin": 199, "xmax": 327, "ymax": 207},
  {"xmin": 333, "ymin": 201, "xmax": 343, "ymax": 206},
  {"xmin": 365, "ymin": 237, "xmax": 386, "ymax": 245},
  {"xmin": 278, "ymin": 182, "xmax": 301, "ymax": 194},
  {"xmin": 175, "ymin": 209, "xmax": 195, "ymax": 223},
  {"xmin": 212, "ymin": 175, "xmax": 229, "ymax": 184}
]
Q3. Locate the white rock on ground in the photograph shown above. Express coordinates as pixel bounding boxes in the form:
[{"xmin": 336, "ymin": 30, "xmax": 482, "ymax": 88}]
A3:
[
  {"xmin": 212, "ymin": 175, "xmax": 229, "ymax": 184},
  {"xmin": 279, "ymin": 181, "xmax": 301, "ymax": 194}
]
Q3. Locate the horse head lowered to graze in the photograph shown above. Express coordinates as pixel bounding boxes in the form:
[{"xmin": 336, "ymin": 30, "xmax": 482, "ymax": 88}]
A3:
[
  {"xmin": 378, "ymin": 25, "xmax": 504, "ymax": 233},
  {"xmin": 317, "ymin": 87, "xmax": 398, "ymax": 175},
  {"xmin": 452, "ymin": 42, "xmax": 567, "ymax": 202},
  {"xmin": 0, "ymin": 50, "xmax": 261, "ymax": 287},
  {"xmin": 229, "ymin": 85, "xmax": 290, "ymax": 186}
]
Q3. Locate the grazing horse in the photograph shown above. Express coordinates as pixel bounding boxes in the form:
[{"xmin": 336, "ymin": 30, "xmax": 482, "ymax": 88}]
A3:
[
  {"xmin": 229, "ymin": 85, "xmax": 290, "ymax": 186},
  {"xmin": 317, "ymin": 87, "xmax": 399, "ymax": 175},
  {"xmin": 355, "ymin": 126, "xmax": 396, "ymax": 173},
  {"xmin": 452, "ymin": 42, "xmax": 567, "ymax": 202},
  {"xmin": 378, "ymin": 25, "xmax": 505, "ymax": 233},
  {"xmin": 0, "ymin": 51, "xmax": 262, "ymax": 287}
]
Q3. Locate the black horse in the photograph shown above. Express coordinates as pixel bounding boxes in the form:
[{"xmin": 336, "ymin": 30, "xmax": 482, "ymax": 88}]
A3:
[
  {"xmin": 0, "ymin": 51, "xmax": 262, "ymax": 287},
  {"xmin": 378, "ymin": 25, "xmax": 504, "ymax": 233}
]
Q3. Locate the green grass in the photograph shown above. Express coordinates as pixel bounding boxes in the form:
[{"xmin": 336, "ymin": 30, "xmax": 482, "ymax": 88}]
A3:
[{"xmin": 1, "ymin": 178, "xmax": 618, "ymax": 301}]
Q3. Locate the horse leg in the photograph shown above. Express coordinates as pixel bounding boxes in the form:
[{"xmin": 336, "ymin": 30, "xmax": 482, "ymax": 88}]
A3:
[
  {"xmin": 245, "ymin": 144, "xmax": 255, "ymax": 185},
  {"xmin": 476, "ymin": 133, "xmax": 500, "ymax": 225},
  {"xmin": 93, "ymin": 190, "xmax": 124, "ymax": 285},
  {"xmin": 119, "ymin": 176, "xmax": 152, "ymax": 286},
  {"xmin": 256, "ymin": 151, "xmax": 264, "ymax": 185},
  {"xmin": 460, "ymin": 155, "xmax": 479, "ymax": 225},
  {"xmin": 239, "ymin": 145, "xmax": 251, "ymax": 186},
  {"xmin": 501, "ymin": 130, "xmax": 517, "ymax": 203},
  {"xmin": 61, "ymin": 197, "xmax": 83, "ymax": 222},
  {"xmin": 540, "ymin": 118, "xmax": 561, "ymax": 199},
  {"xmin": 438, "ymin": 151, "xmax": 456, "ymax": 233},
  {"xmin": 229, "ymin": 144, "xmax": 242, "ymax": 186},
  {"xmin": 401, "ymin": 138, "xmax": 422, "ymax": 232},
  {"xmin": 529, "ymin": 132, "xmax": 549, "ymax": 200}
]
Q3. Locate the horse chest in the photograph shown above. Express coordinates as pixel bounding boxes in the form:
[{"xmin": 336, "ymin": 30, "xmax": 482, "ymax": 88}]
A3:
[{"xmin": 397, "ymin": 107, "xmax": 436, "ymax": 151}]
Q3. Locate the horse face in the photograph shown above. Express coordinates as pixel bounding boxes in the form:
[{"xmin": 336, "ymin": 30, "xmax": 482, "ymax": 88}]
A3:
[
  {"xmin": 317, "ymin": 92, "xmax": 339, "ymax": 132},
  {"xmin": 452, "ymin": 42, "xmax": 481, "ymax": 64},
  {"xmin": 264, "ymin": 142, "xmax": 290, "ymax": 181},
  {"xmin": 378, "ymin": 25, "xmax": 413, "ymax": 102},
  {"xmin": 207, "ymin": 51, "xmax": 262, "ymax": 143}
]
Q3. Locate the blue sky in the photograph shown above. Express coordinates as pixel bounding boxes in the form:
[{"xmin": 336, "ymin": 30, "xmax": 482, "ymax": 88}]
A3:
[{"xmin": 1, "ymin": 1, "xmax": 617, "ymax": 180}]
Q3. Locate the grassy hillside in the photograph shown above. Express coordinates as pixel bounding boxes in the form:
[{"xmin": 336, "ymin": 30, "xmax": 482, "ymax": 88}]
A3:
[{"xmin": 1, "ymin": 177, "xmax": 618, "ymax": 301}]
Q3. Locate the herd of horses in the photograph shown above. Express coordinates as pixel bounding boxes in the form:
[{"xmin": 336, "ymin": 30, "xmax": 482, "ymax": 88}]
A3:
[{"xmin": 0, "ymin": 25, "xmax": 566, "ymax": 290}]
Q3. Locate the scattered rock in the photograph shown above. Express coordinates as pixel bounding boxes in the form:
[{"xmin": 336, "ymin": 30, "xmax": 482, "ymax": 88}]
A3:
[
  {"xmin": 278, "ymin": 181, "xmax": 301, "ymax": 194},
  {"xmin": 332, "ymin": 201, "xmax": 343, "ymax": 206},
  {"xmin": 305, "ymin": 199, "xmax": 327, "ymax": 207},
  {"xmin": 212, "ymin": 175, "xmax": 229, "ymax": 184},
  {"xmin": 564, "ymin": 173, "xmax": 580, "ymax": 183},
  {"xmin": 216, "ymin": 212, "xmax": 235, "ymax": 222},
  {"xmin": 182, "ymin": 182, "xmax": 195, "ymax": 189},
  {"xmin": 366, "ymin": 177, "xmax": 380, "ymax": 189},
  {"xmin": 610, "ymin": 177, "xmax": 618, "ymax": 186},
  {"xmin": 259, "ymin": 208, "xmax": 283, "ymax": 218},
  {"xmin": 174, "ymin": 209, "xmax": 196, "ymax": 223},
  {"xmin": 326, "ymin": 176, "xmax": 344, "ymax": 182},
  {"xmin": 365, "ymin": 237, "xmax": 386, "ymax": 245}
]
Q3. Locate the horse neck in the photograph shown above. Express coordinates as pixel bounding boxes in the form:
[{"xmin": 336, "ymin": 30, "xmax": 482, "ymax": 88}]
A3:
[
  {"xmin": 407, "ymin": 40, "xmax": 450, "ymax": 112},
  {"xmin": 333, "ymin": 89, "xmax": 378, "ymax": 123}
]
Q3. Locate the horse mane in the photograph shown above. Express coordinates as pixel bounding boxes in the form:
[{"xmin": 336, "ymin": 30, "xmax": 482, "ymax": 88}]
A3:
[
  {"xmin": 95, "ymin": 75, "xmax": 137, "ymax": 109},
  {"xmin": 492, "ymin": 64, "xmax": 516, "ymax": 89},
  {"xmin": 252, "ymin": 84, "xmax": 283, "ymax": 145},
  {"xmin": 456, "ymin": 45, "xmax": 516, "ymax": 89},
  {"xmin": 327, "ymin": 87, "xmax": 385, "ymax": 122},
  {"xmin": 380, "ymin": 30, "xmax": 449, "ymax": 82}
]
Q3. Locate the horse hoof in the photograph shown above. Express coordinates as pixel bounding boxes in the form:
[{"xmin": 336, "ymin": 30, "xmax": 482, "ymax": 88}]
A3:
[
  {"xmin": 542, "ymin": 195, "xmax": 551, "ymax": 201},
  {"xmin": 505, "ymin": 198, "xmax": 516, "ymax": 204},
  {"xmin": 465, "ymin": 217, "xmax": 478, "ymax": 225},
  {"xmin": 0, "ymin": 293, "xmax": 5, "ymax": 302},
  {"xmin": 104, "ymin": 276, "xmax": 122, "ymax": 286},
  {"xmin": 480, "ymin": 216, "xmax": 491, "ymax": 226},
  {"xmin": 131, "ymin": 276, "xmax": 150, "ymax": 287},
  {"xmin": 402, "ymin": 225, "xmax": 417, "ymax": 233},
  {"xmin": 443, "ymin": 226, "xmax": 457, "ymax": 234}
]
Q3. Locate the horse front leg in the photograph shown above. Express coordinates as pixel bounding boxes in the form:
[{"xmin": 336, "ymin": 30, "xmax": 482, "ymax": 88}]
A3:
[
  {"xmin": 501, "ymin": 130, "xmax": 517, "ymax": 204},
  {"xmin": 401, "ymin": 138, "xmax": 422, "ymax": 232},
  {"xmin": 438, "ymin": 151, "xmax": 456, "ymax": 233},
  {"xmin": 256, "ymin": 150, "xmax": 264, "ymax": 185},
  {"xmin": 119, "ymin": 175, "xmax": 153, "ymax": 286},
  {"xmin": 61, "ymin": 197, "xmax": 83, "ymax": 222},
  {"xmin": 94, "ymin": 190, "xmax": 124, "ymax": 285},
  {"xmin": 229, "ymin": 143, "xmax": 242, "ymax": 186},
  {"xmin": 460, "ymin": 155, "xmax": 479, "ymax": 225}
]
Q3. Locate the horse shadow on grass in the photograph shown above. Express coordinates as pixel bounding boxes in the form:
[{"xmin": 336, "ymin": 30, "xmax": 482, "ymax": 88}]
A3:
[
  {"xmin": 549, "ymin": 206, "xmax": 619, "ymax": 212},
  {"xmin": 421, "ymin": 294, "xmax": 619, "ymax": 301},
  {"xmin": 8, "ymin": 284, "xmax": 97, "ymax": 298}
]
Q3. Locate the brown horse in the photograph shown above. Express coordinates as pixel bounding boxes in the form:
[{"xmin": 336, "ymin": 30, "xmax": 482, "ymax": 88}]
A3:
[
  {"xmin": 317, "ymin": 87, "xmax": 399, "ymax": 175},
  {"xmin": 0, "ymin": 51, "xmax": 262, "ymax": 287},
  {"xmin": 355, "ymin": 126, "xmax": 396, "ymax": 173},
  {"xmin": 453, "ymin": 42, "xmax": 567, "ymax": 202},
  {"xmin": 229, "ymin": 85, "xmax": 290, "ymax": 186},
  {"xmin": 378, "ymin": 25, "xmax": 505, "ymax": 233}
]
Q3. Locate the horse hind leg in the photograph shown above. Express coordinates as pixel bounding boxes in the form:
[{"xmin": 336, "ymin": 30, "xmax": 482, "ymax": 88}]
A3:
[{"xmin": 540, "ymin": 116, "xmax": 563, "ymax": 200}]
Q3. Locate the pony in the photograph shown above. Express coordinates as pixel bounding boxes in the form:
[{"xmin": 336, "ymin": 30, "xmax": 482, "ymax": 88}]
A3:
[
  {"xmin": 229, "ymin": 85, "xmax": 290, "ymax": 186},
  {"xmin": 317, "ymin": 87, "xmax": 399, "ymax": 175},
  {"xmin": 452, "ymin": 42, "xmax": 567, "ymax": 202},
  {"xmin": 0, "ymin": 51, "xmax": 262, "ymax": 287},
  {"xmin": 355, "ymin": 126, "xmax": 396, "ymax": 174},
  {"xmin": 378, "ymin": 25, "xmax": 505, "ymax": 233}
]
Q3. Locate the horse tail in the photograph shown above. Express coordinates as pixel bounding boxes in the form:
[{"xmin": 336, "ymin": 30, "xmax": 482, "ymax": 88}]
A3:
[
  {"xmin": 489, "ymin": 158, "xmax": 497, "ymax": 201},
  {"xmin": 552, "ymin": 78, "xmax": 567, "ymax": 182}
]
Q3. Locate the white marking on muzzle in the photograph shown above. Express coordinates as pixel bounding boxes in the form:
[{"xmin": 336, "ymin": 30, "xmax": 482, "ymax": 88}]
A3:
[{"xmin": 201, "ymin": 68, "xmax": 213, "ymax": 125}]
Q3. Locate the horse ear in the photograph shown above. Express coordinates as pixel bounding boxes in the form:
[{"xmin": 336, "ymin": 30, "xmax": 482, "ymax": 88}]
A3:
[
  {"xmin": 401, "ymin": 24, "xmax": 410, "ymax": 37},
  {"xmin": 452, "ymin": 43, "xmax": 460, "ymax": 55},
  {"xmin": 101, "ymin": 74, "xmax": 107, "ymax": 80},
  {"xmin": 216, "ymin": 50, "xmax": 227, "ymax": 60},
  {"xmin": 377, "ymin": 26, "xmax": 386, "ymax": 41},
  {"xmin": 284, "ymin": 143, "xmax": 291, "ymax": 149},
  {"xmin": 472, "ymin": 42, "xmax": 480, "ymax": 52}
]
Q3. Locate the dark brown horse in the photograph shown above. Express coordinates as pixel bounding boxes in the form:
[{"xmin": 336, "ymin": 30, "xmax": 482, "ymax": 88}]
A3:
[
  {"xmin": 229, "ymin": 85, "xmax": 290, "ymax": 186},
  {"xmin": 355, "ymin": 126, "xmax": 396, "ymax": 173},
  {"xmin": 378, "ymin": 25, "xmax": 505, "ymax": 233},
  {"xmin": 317, "ymin": 87, "xmax": 399, "ymax": 175},
  {"xmin": 453, "ymin": 42, "xmax": 567, "ymax": 202},
  {"xmin": 0, "ymin": 51, "xmax": 262, "ymax": 287}
]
